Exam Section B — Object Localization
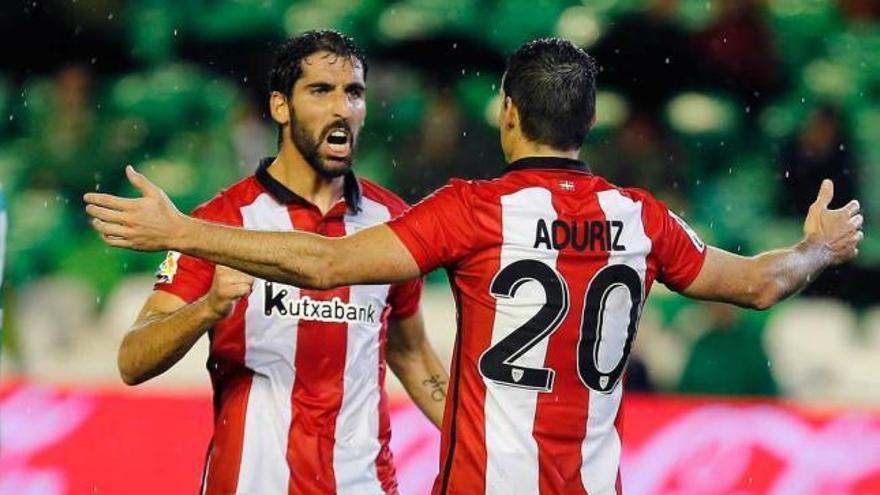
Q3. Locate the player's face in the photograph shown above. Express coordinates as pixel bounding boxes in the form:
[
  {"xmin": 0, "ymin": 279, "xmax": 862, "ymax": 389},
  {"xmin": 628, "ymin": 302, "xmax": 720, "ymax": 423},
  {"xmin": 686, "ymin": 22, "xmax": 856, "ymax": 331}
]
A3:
[{"xmin": 287, "ymin": 51, "xmax": 366, "ymax": 178}]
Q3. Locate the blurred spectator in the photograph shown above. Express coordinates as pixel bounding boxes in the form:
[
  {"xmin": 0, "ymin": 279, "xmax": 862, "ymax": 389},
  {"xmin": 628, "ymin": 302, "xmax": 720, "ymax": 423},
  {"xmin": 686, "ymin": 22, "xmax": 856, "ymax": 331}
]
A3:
[
  {"xmin": 778, "ymin": 104, "xmax": 858, "ymax": 216},
  {"xmin": 694, "ymin": 0, "xmax": 784, "ymax": 110},
  {"xmin": 24, "ymin": 65, "xmax": 102, "ymax": 194},
  {"xmin": 840, "ymin": 0, "xmax": 880, "ymax": 22},
  {"xmin": 592, "ymin": 0, "xmax": 702, "ymax": 117},
  {"xmin": 590, "ymin": 112, "xmax": 685, "ymax": 202},
  {"xmin": 678, "ymin": 303, "xmax": 778, "ymax": 397},
  {"xmin": 231, "ymin": 98, "xmax": 273, "ymax": 175}
]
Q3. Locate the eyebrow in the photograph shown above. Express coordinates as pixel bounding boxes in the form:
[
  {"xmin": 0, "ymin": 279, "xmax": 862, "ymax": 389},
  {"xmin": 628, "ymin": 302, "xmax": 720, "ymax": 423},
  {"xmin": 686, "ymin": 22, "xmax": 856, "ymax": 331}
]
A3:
[{"xmin": 305, "ymin": 82, "xmax": 334, "ymax": 89}]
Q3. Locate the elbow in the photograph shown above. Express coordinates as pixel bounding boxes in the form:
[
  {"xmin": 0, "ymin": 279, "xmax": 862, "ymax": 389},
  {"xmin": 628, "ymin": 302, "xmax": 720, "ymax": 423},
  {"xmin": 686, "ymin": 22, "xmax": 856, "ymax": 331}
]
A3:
[
  {"xmin": 118, "ymin": 364, "xmax": 144, "ymax": 386},
  {"xmin": 117, "ymin": 345, "xmax": 144, "ymax": 386},
  {"xmin": 748, "ymin": 279, "xmax": 783, "ymax": 311}
]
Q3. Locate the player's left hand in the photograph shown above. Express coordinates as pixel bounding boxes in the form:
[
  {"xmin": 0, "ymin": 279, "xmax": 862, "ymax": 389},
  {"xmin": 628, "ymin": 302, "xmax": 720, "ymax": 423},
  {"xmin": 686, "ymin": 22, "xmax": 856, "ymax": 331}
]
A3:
[{"xmin": 84, "ymin": 165, "xmax": 186, "ymax": 252}]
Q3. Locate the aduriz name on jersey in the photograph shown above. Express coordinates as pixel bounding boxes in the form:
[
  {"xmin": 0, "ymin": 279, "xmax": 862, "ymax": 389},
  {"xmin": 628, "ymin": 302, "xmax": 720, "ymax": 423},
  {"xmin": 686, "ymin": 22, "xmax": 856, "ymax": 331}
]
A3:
[
  {"xmin": 533, "ymin": 219, "xmax": 626, "ymax": 252},
  {"xmin": 263, "ymin": 282, "xmax": 377, "ymax": 324}
]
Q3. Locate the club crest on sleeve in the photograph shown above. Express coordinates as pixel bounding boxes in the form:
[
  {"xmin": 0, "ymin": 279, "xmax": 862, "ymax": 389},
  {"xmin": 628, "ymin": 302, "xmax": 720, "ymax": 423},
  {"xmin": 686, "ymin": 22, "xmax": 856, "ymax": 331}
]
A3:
[
  {"xmin": 668, "ymin": 211, "xmax": 705, "ymax": 252},
  {"xmin": 156, "ymin": 251, "xmax": 182, "ymax": 284}
]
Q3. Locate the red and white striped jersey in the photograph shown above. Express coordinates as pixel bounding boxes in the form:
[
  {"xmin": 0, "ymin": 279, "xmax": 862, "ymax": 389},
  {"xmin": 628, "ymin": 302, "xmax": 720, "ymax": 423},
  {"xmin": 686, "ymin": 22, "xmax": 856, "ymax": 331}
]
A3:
[
  {"xmin": 388, "ymin": 157, "xmax": 706, "ymax": 495},
  {"xmin": 155, "ymin": 158, "xmax": 422, "ymax": 495}
]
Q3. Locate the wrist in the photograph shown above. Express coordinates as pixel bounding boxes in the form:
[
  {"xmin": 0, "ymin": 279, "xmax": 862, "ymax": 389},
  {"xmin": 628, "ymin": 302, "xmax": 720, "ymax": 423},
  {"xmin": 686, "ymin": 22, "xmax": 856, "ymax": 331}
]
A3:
[
  {"xmin": 797, "ymin": 237, "xmax": 832, "ymax": 267},
  {"xmin": 198, "ymin": 295, "xmax": 228, "ymax": 323},
  {"xmin": 171, "ymin": 214, "xmax": 195, "ymax": 252}
]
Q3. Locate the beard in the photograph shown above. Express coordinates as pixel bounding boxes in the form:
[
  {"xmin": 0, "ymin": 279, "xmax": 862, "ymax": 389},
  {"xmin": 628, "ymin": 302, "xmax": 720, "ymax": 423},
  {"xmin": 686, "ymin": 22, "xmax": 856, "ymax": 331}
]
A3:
[{"xmin": 290, "ymin": 111, "xmax": 356, "ymax": 179}]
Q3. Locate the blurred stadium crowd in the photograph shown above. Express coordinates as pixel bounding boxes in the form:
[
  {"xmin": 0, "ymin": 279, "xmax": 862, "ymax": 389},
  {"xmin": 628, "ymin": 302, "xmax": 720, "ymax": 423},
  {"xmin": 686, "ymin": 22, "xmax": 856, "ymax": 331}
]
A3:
[{"xmin": 1, "ymin": 0, "xmax": 879, "ymax": 404}]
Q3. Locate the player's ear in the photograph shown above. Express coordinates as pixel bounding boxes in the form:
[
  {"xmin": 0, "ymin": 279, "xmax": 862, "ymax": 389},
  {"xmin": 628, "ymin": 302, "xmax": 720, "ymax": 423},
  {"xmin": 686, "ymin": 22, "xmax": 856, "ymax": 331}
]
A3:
[
  {"xmin": 269, "ymin": 91, "xmax": 291, "ymax": 126},
  {"xmin": 502, "ymin": 96, "xmax": 517, "ymax": 131}
]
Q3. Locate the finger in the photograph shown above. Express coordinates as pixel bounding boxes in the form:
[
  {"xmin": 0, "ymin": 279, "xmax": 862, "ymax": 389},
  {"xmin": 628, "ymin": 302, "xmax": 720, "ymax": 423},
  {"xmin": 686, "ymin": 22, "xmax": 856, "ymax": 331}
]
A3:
[
  {"xmin": 126, "ymin": 165, "xmax": 159, "ymax": 198},
  {"xmin": 85, "ymin": 204, "xmax": 127, "ymax": 224},
  {"xmin": 100, "ymin": 233, "xmax": 133, "ymax": 248},
  {"xmin": 813, "ymin": 179, "xmax": 834, "ymax": 209},
  {"xmin": 91, "ymin": 218, "xmax": 129, "ymax": 238},
  {"xmin": 850, "ymin": 214, "xmax": 864, "ymax": 230},
  {"xmin": 83, "ymin": 192, "xmax": 135, "ymax": 211},
  {"xmin": 840, "ymin": 199, "xmax": 861, "ymax": 216}
]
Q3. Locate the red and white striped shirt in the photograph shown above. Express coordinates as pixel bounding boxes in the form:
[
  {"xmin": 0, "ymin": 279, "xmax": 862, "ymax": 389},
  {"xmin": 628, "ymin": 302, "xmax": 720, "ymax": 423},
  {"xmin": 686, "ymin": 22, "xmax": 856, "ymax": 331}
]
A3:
[
  {"xmin": 388, "ymin": 157, "xmax": 706, "ymax": 495},
  {"xmin": 155, "ymin": 158, "xmax": 422, "ymax": 495}
]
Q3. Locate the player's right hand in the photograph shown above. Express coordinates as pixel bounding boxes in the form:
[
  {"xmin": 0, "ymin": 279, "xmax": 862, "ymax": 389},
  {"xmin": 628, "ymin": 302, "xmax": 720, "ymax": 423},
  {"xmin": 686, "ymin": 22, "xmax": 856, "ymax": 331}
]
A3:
[
  {"xmin": 802, "ymin": 179, "xmax": 864, "ymax": 266},
  {"xmin": 206, "ymin": 265, "xmax": 255, "ymax": 319}
]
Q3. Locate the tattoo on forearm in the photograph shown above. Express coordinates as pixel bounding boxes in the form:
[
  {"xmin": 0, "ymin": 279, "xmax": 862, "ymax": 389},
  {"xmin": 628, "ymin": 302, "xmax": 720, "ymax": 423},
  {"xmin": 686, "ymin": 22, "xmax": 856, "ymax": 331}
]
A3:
[{"xmin": 422, "ymin": 374, "xmax": 447, "ymax": 402}]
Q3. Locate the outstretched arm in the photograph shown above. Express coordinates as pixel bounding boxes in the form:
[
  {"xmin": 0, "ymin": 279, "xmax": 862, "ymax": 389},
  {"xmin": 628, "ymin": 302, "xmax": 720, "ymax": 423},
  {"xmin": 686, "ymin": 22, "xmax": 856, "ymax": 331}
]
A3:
[
  {"xmin": 85, "ymin": 166, "xmax": 421, "ymax": 289},
  {"xmin": 682, "ymin": 180, "xmax": 863, "ymax": 309}
]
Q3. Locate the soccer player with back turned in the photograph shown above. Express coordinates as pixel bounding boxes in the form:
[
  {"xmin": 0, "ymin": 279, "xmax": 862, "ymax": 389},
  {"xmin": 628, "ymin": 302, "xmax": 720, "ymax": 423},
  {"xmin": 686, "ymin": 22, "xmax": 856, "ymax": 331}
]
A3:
[{"xmin": 87, "ymin": 38, "xmax": 864, "ymax": 495}]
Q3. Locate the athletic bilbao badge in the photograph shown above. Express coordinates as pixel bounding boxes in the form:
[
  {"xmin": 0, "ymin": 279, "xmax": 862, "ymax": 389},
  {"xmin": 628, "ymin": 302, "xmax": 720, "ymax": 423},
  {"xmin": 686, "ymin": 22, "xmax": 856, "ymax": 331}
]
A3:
[
  {"xmin": 155, "ymin": 251, "xmax": 181, "ymax": 284},
  {"xmin": 511, "ymin": 368, "xmax": 524, "ymax": 383}
]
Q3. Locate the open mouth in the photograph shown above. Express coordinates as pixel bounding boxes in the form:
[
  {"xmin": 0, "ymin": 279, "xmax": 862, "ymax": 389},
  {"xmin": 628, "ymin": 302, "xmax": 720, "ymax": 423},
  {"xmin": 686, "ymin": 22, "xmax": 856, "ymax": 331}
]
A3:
[{"xmin": 323, "ymin": 128, "xmax": 352, "ymax": 160}]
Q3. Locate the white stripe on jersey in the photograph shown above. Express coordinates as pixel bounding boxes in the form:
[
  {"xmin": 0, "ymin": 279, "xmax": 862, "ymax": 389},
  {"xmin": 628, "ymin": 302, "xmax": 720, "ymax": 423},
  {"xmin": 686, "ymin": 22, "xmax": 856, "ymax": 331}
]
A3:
[
  {"xmin": 238, "ymin": 193, "xmax": 299, "ymax": 493},
  {"xmin": 334, "ymin": 196, "xmax": 393, "ymax": 495},
  {"xmin": 580, "ymin": 190, "xmax": 652, "ymax": 494},
  {"xmin": 485, "ymin": 187, "xmax": 560, "ymax": 495}
]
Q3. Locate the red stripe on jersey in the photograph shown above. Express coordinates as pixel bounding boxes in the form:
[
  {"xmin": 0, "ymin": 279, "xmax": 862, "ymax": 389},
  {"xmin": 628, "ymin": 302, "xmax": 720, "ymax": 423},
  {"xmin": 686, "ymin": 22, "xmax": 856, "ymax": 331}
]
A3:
[
  {"xmin": 201, "ymin": 194, "xmax": 253, "ymax": 495},
  {"xmin": 434, "ymin": 199, "xmax": 504, "ymax": 495},
  {"xmin": 375, "ymin": 306, "xmax": 397, "ymax": 493},
  {"xmin": 204, "ymin": 371, "xmax": 253, "ymax": 494},
  {"xmin": 533, "ymin": 180, "xmax": 610, "ymax": 495},
  {"xmin": 287, "ymin": 208, "xmax": 350, "ymax": 494},
  {"xmin": 614, "ymin": 393, "xmax": 625, "ymax": 494}
]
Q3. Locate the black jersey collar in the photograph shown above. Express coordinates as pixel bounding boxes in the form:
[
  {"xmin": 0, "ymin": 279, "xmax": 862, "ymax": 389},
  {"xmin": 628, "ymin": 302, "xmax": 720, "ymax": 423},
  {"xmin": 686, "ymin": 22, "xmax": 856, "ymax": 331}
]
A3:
[
  {"xmin": 255, "ymin": 156, "xmax": 362, "ymax": 213},
  {"xmin": 503, "ymin": 156, "xmax": 591, "ymax": 175}
]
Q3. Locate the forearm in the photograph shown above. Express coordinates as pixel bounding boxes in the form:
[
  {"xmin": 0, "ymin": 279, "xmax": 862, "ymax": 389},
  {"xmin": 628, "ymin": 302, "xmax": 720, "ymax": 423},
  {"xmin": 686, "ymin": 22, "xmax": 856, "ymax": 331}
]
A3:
[
  {"xmin": 118, "ymin": 296, "xmax": 221, "ymax": 385},
  {"xmin": 179, "ymin": 217, "xmax": 333, "ymax": 289},
  {"xmin": 744, "ymin": 240, "xmax": 830, "ymax": 309},
  {"xmin": 387, "ymin": 343, "xmax": 448, "ymax": 429}
]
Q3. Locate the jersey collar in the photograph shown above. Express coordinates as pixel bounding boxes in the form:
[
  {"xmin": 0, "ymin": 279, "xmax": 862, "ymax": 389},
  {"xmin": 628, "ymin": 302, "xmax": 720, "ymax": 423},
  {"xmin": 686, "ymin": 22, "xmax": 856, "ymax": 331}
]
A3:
[
  {"xmin": 503, "ymin": 156, "xmax": 592, "ymax": 175},
  {"xmin": 255, "ymin": 156, "xmax": 362, "ymax": 214}
]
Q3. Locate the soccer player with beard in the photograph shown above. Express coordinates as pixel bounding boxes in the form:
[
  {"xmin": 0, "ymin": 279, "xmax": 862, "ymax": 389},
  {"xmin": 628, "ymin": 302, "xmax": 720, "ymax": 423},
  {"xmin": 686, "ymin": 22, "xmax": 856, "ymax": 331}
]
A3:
[
  {"xmin": 110, "ymin": 31, "xmax": 448, "ymax": 494},
  {"xmin": 87, "ymin": 38, "xmax": 863, "ymax": 494}
]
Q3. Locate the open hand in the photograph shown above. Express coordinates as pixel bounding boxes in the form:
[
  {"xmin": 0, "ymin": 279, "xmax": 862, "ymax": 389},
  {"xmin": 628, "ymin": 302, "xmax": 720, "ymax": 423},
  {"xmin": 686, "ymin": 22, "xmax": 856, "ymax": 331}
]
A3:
[
  {"xmin": 803, "ymin": 179, "xmax": 864, "ymax": 266},
  {"xmin": 84, "ymin": 165, "xmax": 186, "ymax": 252}
]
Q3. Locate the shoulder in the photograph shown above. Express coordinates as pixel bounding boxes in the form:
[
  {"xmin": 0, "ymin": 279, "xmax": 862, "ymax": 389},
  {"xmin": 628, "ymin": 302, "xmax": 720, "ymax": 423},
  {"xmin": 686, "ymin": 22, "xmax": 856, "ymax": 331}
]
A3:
[
  {"xmin": 191, "ymin": 175, "xmax": 265, "ymax": 225},
  {"xmin": 593, "ymin": 177, "xmax": 667, "ymax": 212},
  {"xmin": 359, "ymin": 178, "xmax": 411, "ymax": 216}
]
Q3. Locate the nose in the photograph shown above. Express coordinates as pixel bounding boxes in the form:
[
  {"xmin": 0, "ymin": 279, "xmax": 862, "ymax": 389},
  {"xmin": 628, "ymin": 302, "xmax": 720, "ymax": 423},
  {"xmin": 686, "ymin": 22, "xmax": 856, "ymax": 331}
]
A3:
[{"xmin": 331, "ymin": 90, "xmax": 353, "ymax": 120}]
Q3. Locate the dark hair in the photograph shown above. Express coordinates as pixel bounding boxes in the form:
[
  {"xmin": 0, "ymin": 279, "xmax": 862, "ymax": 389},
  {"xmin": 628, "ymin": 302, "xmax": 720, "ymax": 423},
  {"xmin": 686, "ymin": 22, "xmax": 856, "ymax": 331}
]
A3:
[
  {"xmin": 268, "ymin": 30, "xmax": 368, "ymax": 97},
  {"xmin": 502, "ymin": 38, "xmax": 598, "ymax": 150}
]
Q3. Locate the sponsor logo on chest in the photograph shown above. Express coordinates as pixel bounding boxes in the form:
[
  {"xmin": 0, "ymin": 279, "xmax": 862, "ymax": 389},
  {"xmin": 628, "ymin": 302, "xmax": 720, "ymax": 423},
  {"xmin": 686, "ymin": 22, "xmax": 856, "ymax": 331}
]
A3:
[{"xmin": 262, "ymin": 281, "xmax": 377, "ymax": 324}]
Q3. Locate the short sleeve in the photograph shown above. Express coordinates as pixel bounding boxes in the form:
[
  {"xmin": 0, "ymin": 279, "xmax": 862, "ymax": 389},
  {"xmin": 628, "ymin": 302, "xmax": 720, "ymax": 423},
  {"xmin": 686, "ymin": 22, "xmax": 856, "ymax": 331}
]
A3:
[
  {"xmin": 152, "ymin": 197, "xmax": 239, "ymax": 302},
  {"xmin": 386, "ymin": 277, "xmax": 424, "ymax": 320},
  {"xmin": 651, "ymin": 202, "xmax": 707, "ymax": 292},
  {"xmin": 153, "ymin": 250, "xmax": 215, "ymax": 303},
  {"xmin": 387, "ymin": 179, "xmax": 475, "ymax": 273}
]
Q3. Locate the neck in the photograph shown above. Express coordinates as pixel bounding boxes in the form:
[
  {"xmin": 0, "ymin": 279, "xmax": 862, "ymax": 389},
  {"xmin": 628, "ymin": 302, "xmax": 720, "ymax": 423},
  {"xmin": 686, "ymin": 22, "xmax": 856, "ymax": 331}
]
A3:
[
  {"xmin": 269, "ymin": 144, "xmax": 345, "ymax": 214},
  {"xmin": 506, "ymin": 141, "xmax": 581, "ymax": 163}
]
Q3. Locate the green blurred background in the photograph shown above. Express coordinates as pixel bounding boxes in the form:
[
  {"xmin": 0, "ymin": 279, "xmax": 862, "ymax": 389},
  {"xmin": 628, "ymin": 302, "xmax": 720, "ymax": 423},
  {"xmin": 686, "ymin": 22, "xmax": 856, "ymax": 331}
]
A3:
[{"xmin": 1, "ymin": 0, "xmax": 879, "ymax": 402}]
